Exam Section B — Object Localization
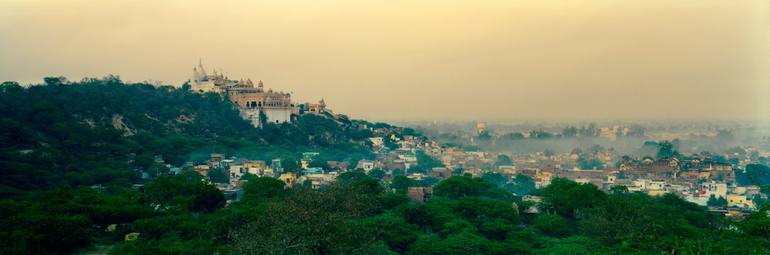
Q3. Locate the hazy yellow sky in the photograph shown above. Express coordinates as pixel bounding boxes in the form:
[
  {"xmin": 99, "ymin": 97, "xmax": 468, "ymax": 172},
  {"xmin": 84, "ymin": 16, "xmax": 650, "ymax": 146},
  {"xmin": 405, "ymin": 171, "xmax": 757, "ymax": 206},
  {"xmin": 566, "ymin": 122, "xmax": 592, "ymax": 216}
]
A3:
[{"xmin": 1, "ymin": 0, "xmax": 768, "ymax": 122}]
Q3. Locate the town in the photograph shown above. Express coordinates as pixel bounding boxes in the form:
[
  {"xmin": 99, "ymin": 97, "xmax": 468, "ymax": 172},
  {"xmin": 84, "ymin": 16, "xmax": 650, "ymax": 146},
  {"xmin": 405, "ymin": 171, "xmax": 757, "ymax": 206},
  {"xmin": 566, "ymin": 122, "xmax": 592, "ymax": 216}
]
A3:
[
  {"xmin": 3, "ymin": 0, "xmax": 768, "ymax": 252},
  {"xmin": 139, "ymin": 62, "xmax": 770, "ymax": 220}
]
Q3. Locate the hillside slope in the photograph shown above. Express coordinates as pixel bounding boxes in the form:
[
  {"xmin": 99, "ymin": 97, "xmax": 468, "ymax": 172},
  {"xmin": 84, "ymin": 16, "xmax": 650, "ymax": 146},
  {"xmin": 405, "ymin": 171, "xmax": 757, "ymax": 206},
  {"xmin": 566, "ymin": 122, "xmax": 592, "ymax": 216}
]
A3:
[{"xmin": 0, "ymin": 77, "xmax": 388, "ymax": 197}]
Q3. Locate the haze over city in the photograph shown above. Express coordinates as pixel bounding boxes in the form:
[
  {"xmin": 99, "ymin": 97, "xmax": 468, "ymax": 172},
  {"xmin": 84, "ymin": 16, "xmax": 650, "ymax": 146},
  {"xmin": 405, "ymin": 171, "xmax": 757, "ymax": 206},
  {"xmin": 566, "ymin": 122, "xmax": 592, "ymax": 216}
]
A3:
[{"xmin": 1, "ymin": 0, "xmax": 769, "ymax": 121}]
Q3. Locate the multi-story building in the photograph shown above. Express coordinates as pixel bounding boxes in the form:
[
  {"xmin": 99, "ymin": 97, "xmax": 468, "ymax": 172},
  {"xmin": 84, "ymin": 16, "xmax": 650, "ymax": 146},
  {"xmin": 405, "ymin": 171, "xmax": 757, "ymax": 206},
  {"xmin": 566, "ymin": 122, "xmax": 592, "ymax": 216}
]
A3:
[{"xmin": 187, "ymin": 61, "xmax": 326, "ymax": 126}]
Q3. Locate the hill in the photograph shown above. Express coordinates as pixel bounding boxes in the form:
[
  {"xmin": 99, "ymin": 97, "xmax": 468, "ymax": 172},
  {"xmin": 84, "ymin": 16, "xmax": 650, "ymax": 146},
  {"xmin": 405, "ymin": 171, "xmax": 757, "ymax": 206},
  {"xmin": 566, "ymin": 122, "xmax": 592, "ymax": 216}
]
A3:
[{"xmin": 0, "ymin": 76, "xmax": 394, "ymax": 197}]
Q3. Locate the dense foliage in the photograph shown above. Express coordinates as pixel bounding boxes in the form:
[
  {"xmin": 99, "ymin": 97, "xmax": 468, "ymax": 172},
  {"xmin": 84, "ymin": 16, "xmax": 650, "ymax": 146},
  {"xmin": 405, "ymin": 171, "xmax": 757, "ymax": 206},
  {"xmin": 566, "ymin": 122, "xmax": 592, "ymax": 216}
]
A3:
[
  {"xmin": 1, "ymin": 78, "xmax": 769, "ymax": 254},
  {"xmin": 7, "ymin": 174, "xmax": 768, "ymax": 254},
  {"xmin": 0, "ymin": 77, "xmax": 379, "ymax": 197}
]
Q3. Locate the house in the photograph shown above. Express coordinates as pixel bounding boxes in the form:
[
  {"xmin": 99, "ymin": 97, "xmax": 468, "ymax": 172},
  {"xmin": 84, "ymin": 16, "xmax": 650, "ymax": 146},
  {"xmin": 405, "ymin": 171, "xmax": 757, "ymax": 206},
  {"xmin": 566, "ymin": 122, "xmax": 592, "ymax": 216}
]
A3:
[
  {"xmin": 244, "ymin": 160, "xmax": 268, "ymax": 176},
  {"xmin": 647, "ymin": 183, "xmax": 669, "ymax": 196},
  {"xmin": 229, "ymin": 164, "xmax": 246, "ymax": 186},
  {"xmin": 279, "ymin": 172, "xmax": 298, "ymax": 188},
  {"xmin": 498, "ymin": 165, "xmax": 516, "ymax": 175},
  {"xmin": 700, "ymin": 181, "xmax": 728, "ymax": 198},
  {"xmin": 301, "ymin": 152, "xmax": 321, "ymax": 169},
  {"xmin": 210, "ymin": 153, "xmax": 226, "ymax": 162},
  {"xmin": 428, "ymin": 167, "xmax": 452, "ymax": 179},
  {"xmin": 194, "ymin": 165, "xmax": 210, "ymax": 177},
  {"xmin": 326, "ymin": 161, "xmax": 350, "ymax": 171},
  {"xmin": 399, "ymin": 152, "xmax": 418, "ymax": 162},
  {"xmin": 408, "ymin": 187, "xmax": 433, "ymax": 204},
  {"xmin": 534, "ymin": 170, "xmax": 553, "ymax": 188},
  {"xmin": 462, "ymin": 168, "xmax": 484, "ymax": 178},
  {"xmin": 522, "ymin": 195, "xmax": 543, "ymax": 214},
  {"xmin": 298, "ymin": 171, "xmax": 338, "ymax": 189},
  {"xmin": 726, "ymin": 194, "xmax": 755, "ymax": 209},
  {"xmin": 356, "ymin": 160, "xmax": 376, "ymax": 173},
  {"xmin": 303, "ymin": 167, "xmax": 324, "ymax": 175},
  {"xmin": 369, "ymin": 137, "xmax": 385, "ymax": 147},
  {"xmin": 271, "ymin": 159, "xmax": 283, "ymax": 172},
  {"xmin": 407, "ymin": 173, "xmax": 426, "ymax": 181}
]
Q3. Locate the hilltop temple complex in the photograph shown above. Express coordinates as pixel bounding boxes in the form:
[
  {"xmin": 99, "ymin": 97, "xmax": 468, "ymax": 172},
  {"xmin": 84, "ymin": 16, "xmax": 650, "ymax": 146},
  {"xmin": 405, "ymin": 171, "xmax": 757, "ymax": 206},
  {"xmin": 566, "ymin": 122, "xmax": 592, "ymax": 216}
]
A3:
[{"xmin": 187, "ymin": 61, "xmax": 326, "ymax": 126}]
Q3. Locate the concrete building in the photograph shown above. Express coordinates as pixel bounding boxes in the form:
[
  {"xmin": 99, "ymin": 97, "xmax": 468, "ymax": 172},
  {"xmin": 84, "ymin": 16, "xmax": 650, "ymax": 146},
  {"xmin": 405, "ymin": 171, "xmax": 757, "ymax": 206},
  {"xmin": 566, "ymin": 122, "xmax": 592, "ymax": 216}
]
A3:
[
  {"xmin": 187, "ymin": 61, "xmax": 313, "ymax": 127},
  {"xmin": 408, "ymin": 187, "xmax": 433, "ymax": 204}
]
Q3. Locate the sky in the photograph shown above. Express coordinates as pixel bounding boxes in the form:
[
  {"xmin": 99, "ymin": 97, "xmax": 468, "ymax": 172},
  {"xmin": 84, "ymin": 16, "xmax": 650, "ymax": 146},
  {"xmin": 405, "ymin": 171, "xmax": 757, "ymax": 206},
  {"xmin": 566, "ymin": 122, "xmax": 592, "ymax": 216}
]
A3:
[{"xmin": 1, "ymin": 0, "xmax": 768, "ymax": 122}]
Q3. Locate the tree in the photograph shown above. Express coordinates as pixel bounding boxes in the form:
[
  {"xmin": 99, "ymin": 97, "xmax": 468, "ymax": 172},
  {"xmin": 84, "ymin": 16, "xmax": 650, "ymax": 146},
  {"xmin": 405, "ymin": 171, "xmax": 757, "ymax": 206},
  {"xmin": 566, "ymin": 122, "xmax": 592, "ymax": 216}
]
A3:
[
  {"xmin": 144, "ymin": 174, "xmax": 225, "ymax": 213},
  {"xmin": 368, "ymin": 168, "xmax": 386, "ymax": 179},
  {"xmin": 43, "ymin": 76, "xmax": 66, "ymax": 86},
  {"xmin": 577, "ymin": 157, "xmax": 604, "ymax": 170},
  {"xmin": 494, "ymin": 154, "xmax": 512, "ymax": 166},
  {"xmin": 282, "ymin": 158, "xmax": 299, "ymax": 172},
  {"xmin": 415, "ymin": 150, "xmax": 444, "ymax": 172},
  {"xmin": 539, "ymin": 178, "xmax": 606, "ymax": 218},
  {"xmin": 191, "ymin": 183, "xmax": 227, "ymax": 213},
  {"xmin": 242, "ymin": 176, "xmax": 285, "ymax": 202},
  {"xmin": 706, "ymin": 194, "xmax": 727, "ymax": 207},
  {"xmin": 656, "ymin": 140, "xmax": 680, "ymax": 159},
  {"xmin": 739, "ymin": 208, "xmax": 770, "ymax": 238},
  {"xmin": 0, "ymin": 81, "xmax": 22, "ymax": 93},
  {"xmin": 579, "ymin": 123, "xmax": 598, "ymax": 137},
  {"xmin": 530, "ymin": 130, "xmax": 553, "ymax": 139},
  {"xmin": 207, "ymin": 168, "xmax": 229, "ymax": 183},
  {"xmin": 738, "ymin": 164, "xmax": 770, "ymax": 186},
  {"xmin": 363, "ymin": 213, "xmax": 419, "ymax": 253},
  {"xmin": 482, "ymin": 172, "xmax": 507, "ymax": 187},
  {"xmin": 391, "ymin": 175, "xmax": 417, "ymax": 193},
  {"xmin": 434, "ymin": 176, "xmax": 493, "ymax": 199},
  {"xmin": 533, "ymin": 213, "xmax": 572, "ymax": 237},
  {"xmin": 229, "ymin": 186, "xmax": 390, "ymax": 254},
  {"xmin": 502, "ymin": 132, "xmax": 525, "ymax": 140},
  {"xmin": 433, "ymin": 175, "xmax": 513, "ymax": 201},
  {"xmin": 505, "ymin": 174, "xmax": 535, "ymax": 196},
  {"xmin": 258, "ymin": 109, "xmax": 268, "ymax": 127},
  {"xmin": 532, "ymin": 236, "xmax": 592, "ymax": 255},
  {"xmin": 562, "ymin": 126, "xmax": 578, "ymax": 137},
  {"xmin": 419, "ymin": 176, "xmax": 440, "ymax": 187},
  {"xmin": 588, "ymin": 144, "xmax": 604, "ymax": 153},
  {"xmin": 478, "ymin": 130, "xmax": 492, "ymax": 140}
]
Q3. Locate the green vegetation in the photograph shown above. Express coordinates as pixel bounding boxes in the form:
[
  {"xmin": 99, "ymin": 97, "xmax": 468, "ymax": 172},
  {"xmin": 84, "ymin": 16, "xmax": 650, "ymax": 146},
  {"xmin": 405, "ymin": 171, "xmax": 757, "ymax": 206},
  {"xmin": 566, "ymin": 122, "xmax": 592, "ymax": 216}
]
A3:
[
  {"xmin": 7, "ymin": 174, "xmax": 768, "ymax": 254},
  {"xmin": 707, "ymin": 194, "xmax": 728, "ymax": 207},
  {"xmin": 1, "ymin": 78, "xmax": 769, "ymax": 254},
  {"xmin": 576, "ymin": 157, "xmax": 604, "ymax": 170},
  {"xmin": 0, "ymin": 77, "xmax": 381, "ymax": 197},
  {"xmin": 411, "ymin": 150, "xmax": 444, "ymax": 173},
  {"xmin": 505, "ymin": 174, "xmax": 536, "ymax": 196},
  {"xmin": 738, "ymin": 163, "xmax": 770, "ymax": 186}
]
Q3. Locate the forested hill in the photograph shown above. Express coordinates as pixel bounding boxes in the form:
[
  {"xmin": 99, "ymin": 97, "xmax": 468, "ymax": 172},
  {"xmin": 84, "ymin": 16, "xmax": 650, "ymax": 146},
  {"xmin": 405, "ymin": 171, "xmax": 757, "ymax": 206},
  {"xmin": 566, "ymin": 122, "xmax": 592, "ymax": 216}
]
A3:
[{"xmin": 0, "ymin": 76, "xmax": 395, "ymax": 197}]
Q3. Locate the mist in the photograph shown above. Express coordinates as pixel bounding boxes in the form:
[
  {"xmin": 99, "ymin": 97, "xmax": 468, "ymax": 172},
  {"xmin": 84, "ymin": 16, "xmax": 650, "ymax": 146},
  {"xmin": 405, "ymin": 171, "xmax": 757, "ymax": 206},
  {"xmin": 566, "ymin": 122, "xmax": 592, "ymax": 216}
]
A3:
[{"xmin": 409, "ymin": 120, "xmax": 770, "ymax": 159}]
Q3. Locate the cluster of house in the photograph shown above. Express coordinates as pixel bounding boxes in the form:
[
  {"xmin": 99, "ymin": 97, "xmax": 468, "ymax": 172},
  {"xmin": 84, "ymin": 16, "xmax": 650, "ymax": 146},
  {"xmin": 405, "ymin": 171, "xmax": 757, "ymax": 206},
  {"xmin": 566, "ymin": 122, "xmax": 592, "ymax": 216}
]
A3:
[
  {"xmin": 399, "ymin": 140, "xmax": 767, "ymax": 217},
  {"xmin": 155, "ymin": 124, "xmax": 440, "ymax": 198},
  {"xmin": 144, "ymin": 128, "xmax": 767, "ymax": 219},
  {"xmin": 187, "ymin": 152, "xmax": 346, "ymax": 193},
  {"xmin": 491, "ymin": 150, "xmax": 766, "ymax": 218}
]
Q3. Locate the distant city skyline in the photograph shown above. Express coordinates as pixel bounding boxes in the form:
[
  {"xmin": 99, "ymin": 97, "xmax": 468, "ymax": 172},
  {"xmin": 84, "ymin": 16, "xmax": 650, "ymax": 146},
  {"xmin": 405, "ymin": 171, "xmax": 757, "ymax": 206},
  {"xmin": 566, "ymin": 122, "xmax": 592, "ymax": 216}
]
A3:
[{"xmin": 1, "ymin": 0, "xmax": 768, "ymax": 122}]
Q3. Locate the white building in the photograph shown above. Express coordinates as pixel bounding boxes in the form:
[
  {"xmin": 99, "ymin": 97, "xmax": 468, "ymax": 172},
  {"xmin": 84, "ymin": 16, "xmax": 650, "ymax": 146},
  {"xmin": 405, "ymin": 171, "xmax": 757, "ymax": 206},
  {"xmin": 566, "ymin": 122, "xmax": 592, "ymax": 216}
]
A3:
[{"xmin": 701, "ymin": 181, "xmax": 728, "ymax": 198}]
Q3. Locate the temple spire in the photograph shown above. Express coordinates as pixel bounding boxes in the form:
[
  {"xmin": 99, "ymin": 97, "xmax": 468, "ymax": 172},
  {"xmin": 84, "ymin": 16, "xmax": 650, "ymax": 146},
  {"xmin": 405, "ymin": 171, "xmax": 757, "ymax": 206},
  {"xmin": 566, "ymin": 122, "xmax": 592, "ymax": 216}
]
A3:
[{"xmin": 197, "ymin": 58, "xmax": 207, "ymax": 76}]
